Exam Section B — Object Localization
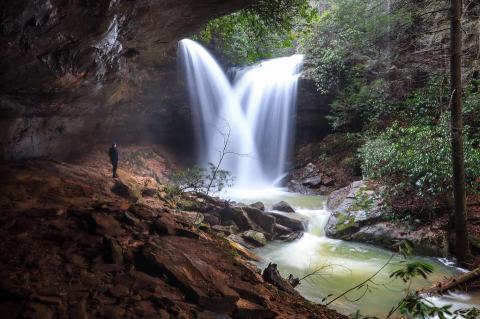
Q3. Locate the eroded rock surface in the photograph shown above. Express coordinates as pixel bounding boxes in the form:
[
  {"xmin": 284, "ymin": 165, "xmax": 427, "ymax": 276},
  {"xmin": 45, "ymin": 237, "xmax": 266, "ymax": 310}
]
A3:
[
  {"xmin": 0, "ymin": 153, "xmax": 344, "ymax": 319},
  {"xmin": 0, "ymin": 0, "xmax": 255, "ymax": 160}
]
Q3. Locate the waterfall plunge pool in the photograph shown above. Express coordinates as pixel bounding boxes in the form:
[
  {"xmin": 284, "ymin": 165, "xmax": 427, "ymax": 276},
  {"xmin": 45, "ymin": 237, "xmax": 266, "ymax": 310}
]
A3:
[{"xmin": 224, "ymin": 189, "xmax": 480, "ymax": 318}]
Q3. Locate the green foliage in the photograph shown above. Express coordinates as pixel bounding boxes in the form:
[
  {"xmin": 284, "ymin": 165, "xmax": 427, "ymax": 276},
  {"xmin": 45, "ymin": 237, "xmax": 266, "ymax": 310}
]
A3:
[
  {"xmin": 395, "ymin": 293, "xmax": 480, "ymax": 319},
  {"xmin": 359, "ymin": 114, "xmax": 480, "ymax": 202},
  {"xmin": 402, "ymin": 74, "xmax": 450, "ymax": 123},
  {"xmin": 169, "ymin": 164, "xmax": 234, "ymax": 196},
  {"xmin": 196, "ymin": 0, "xmax": 313, "ymax": 65},
  {"xmin": 300, "ymin": 0, "xmax": 410, "ymax": 95},
  {"xmin": 390, "ymin": 261, "xmax": 434, "ymax": 283},
  {"xmin": 327, "ymin": 79, "xmax": 395, "ymax": 130}
]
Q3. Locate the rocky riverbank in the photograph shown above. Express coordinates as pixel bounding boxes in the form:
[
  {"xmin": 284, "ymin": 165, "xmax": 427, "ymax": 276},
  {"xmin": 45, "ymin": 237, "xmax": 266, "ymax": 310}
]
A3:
[
  {"xmin": 0, "ymin": 146, "xmax": 344, "ymax": 319},
  {"xmin": 324, "ymin": 180, "xmax": 480, "ymax": 260}
]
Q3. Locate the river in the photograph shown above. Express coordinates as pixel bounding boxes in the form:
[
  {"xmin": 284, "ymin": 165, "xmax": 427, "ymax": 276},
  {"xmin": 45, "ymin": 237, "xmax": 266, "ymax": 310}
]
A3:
[{"xmin": 225, "ymin": 188, "xmax": 480, "ymax": 318}]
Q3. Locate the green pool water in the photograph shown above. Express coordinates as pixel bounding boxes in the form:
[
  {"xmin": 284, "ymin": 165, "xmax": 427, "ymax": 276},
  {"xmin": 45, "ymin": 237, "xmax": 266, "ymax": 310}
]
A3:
[{"xmin": 225, "ymin": 189, "xmax": 480, "ymax": 318}]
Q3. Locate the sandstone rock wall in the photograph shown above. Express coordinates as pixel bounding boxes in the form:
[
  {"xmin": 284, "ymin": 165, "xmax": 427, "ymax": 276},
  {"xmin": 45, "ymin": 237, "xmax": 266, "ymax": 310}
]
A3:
[{"xmin": 0, "ymin": 0, "xmax": 254, "ymax": 160}]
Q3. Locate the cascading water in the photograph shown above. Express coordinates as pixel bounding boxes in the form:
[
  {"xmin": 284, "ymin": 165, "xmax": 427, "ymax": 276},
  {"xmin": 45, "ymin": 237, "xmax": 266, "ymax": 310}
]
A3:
[{"xmin": 179, "ymin": 39, "xmax": 302, "ymax": 189}]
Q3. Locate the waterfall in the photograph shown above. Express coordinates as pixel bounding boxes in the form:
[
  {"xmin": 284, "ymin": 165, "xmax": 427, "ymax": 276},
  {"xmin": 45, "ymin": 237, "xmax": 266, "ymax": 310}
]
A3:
[{"xmin": 178, "ymin": 39, "xmax": 303, "ymax": 189}]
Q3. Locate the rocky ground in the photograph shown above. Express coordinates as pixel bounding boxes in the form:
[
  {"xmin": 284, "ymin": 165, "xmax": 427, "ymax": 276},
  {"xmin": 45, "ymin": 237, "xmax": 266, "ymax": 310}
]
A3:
[
  {"xmin": 288, "ymin": 134, "xmax": 361, "ymax": 195},
  {"xmin": 0, "ymin": 145, "xmax": 345, "ymax": 319}
]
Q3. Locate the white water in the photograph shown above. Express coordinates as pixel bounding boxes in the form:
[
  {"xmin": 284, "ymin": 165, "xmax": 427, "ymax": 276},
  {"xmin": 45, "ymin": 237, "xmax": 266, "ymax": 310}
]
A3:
[
  {"xmin": 179, "ymin": 39, "xmax": 302, "ymax": 188},
  {"xmin": 237, "ymin": 193, "xmax": 480, "ymax": 318},
  {"xmin": 178, "ymin": 39, "xmax": 479, "ymax": 318}
]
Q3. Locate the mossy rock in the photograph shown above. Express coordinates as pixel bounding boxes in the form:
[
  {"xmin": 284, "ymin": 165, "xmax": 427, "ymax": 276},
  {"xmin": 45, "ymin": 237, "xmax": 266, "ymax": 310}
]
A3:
[{"xmin": 326, "ymin": 211, "xmax": 360, "ymax": 238}]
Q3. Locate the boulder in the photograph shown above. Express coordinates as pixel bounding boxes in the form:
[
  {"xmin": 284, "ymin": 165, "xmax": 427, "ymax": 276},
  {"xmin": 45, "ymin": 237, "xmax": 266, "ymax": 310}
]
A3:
[
  {"xmin": 271, "ymin": 201, "xmax": 295, "ymax": 213},
  {"xmin": 249, "ymin": 202, "xmax": 265, "ymax": 211},
  {"xmin": 242, "ymin": 207, "xmax": 275, "ymax": 235},
  {"xmin": 325, "ymin": 180, "xmax": 383, "ymax": 239},
  {"xmin": 241, "ymin": 230, "xmax": 267, "ymax": 247},
  {"xmin": 277, "ymin": 231, "xmax": 303, "ymax": 242},
  {"xmin": 268, "ymin": 212, "xmax": 307, "ymax": 232},
  {"xmin": 219, "ymin": 207, "xmax": 254, "ymax": 231},
  {"xmin": 273, "ymin": 223, "xmax": 292, "ymax": 237},
  {"xmin": 349, "ymin": 222, "xmax": 450, "ymax": 257},
  {"xmin": 302, "ymin": 175, "xmax": 322, "ymax": 188},
  {"xmin": 203, "ymin": 214, "xmax": 221, "ymax": 226},
  {"xmin": 212, "ymin": 225, "xmax": 238, "ymax": 236}
]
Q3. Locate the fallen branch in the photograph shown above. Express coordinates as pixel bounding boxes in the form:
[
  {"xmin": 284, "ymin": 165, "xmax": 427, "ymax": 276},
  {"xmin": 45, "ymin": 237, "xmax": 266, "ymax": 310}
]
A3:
[{"xmin": 419, "ymin": 267, "xmax": 480, "ymax": 295}]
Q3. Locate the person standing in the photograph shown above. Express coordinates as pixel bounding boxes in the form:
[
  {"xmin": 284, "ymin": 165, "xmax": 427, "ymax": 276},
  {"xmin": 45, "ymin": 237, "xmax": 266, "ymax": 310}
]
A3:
[{"xmin": 108, "ymin": 143, "xmax": 119, "ymax": 178}]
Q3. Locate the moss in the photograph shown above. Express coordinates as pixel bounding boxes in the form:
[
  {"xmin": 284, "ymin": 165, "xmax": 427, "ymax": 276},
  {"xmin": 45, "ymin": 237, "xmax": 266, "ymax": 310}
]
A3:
[
  {"xmin": 347, "ymin": 187, "xmax": 374, "ymax": 213},
  {"xmin": 333, "ymin": 211, "xmax": 357, "ymax": 234}
]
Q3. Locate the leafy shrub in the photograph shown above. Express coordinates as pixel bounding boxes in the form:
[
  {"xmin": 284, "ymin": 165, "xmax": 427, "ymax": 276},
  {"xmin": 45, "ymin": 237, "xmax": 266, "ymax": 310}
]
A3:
[
  {"xmin": 300, "ymin": 0, "xmax": 409, "ymax": 95},
  {"xmin": 169, "ymin": 163, "xmax": 234, "ymax": 196},
  {"xmin": 359, "ymin": 114, "xmax": 480, "ymax": 208},
  {"xmin": 195, "ymin": 0, "xmax": 313, "ymax": 65}
]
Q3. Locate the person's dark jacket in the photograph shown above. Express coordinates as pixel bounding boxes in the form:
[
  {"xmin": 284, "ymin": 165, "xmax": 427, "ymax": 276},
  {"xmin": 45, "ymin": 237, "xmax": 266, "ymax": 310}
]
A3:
[{"xmin": 109, "ymin": 146, "xmax": 118, "ymax": 164}]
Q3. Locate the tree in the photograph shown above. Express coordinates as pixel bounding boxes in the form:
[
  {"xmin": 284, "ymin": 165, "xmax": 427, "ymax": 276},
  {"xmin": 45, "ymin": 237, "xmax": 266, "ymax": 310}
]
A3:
[{"xmin": 450, "ymin": 0, "xmax": 470, "ymax": 263}]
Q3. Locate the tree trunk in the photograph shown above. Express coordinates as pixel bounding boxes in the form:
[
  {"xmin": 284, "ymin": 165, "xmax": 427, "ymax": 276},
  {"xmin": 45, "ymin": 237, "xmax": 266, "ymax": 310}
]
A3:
[
  {"xmin": 418, "ymin": 267, "xmax": 480, "ymax": 295},
  {"xmin": 450, "ymin": 0, "xmax": 470, "ymax": 263}
]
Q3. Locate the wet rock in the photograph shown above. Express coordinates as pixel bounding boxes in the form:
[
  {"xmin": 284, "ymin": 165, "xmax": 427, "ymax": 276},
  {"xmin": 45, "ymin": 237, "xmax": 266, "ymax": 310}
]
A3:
[
  {"xmin": 242, "ymin": 207, "xmax": 275, "ymax": 235},
  {"xmin": 268, "ymin": 212, "xmax": 307, "ymax": 232},
  {"xmin": 325, "ymin": 180, "xmax": 382, "ymax": 239},
  {"xmin": 302, "ymin": 175, "xmax": 323, "ymax": 188},
  {"xmin": 242, "ymin": 230, "xmax": 267, "ymax": 247},
  {"xmin": 220, "ymin": 207, "xmax": 254, "ymax": 231},
  {"xmin": 249, "ymin": 202, "xmax": 265, "ymax": 211},
  {"xmin": 277, "ymin": 231, "xmax": 303, "ymax": 242},
  {"xmin": 273, "ymin": 223, "xmax": 293, "ymax": 237},
  {"xmin": 271, "ymin": 201, "xmax": 295, "ymax": 213},
  {"xmin": 349, "ymin": 222, "xmax": 450, "ymax": 257}
]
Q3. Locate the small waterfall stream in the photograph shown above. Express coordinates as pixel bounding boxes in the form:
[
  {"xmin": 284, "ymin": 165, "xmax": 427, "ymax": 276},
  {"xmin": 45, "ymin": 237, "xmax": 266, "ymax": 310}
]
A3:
[{"xmin": 179, "ymin": 39, "xmax": 302, "ymax": 188}]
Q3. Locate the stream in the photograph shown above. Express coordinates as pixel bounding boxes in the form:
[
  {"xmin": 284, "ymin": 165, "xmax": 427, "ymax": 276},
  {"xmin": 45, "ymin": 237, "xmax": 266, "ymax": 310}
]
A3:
[{"xmin": 225, "ymin": 188, "xmax": 480, "ymax": 318}]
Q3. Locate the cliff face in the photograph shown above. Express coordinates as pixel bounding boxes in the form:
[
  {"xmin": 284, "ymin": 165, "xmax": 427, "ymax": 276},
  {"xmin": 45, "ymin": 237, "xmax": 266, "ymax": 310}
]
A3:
[{"xmin": 0, "ymin": 0, "xmax": 254, "ymax": 159}]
